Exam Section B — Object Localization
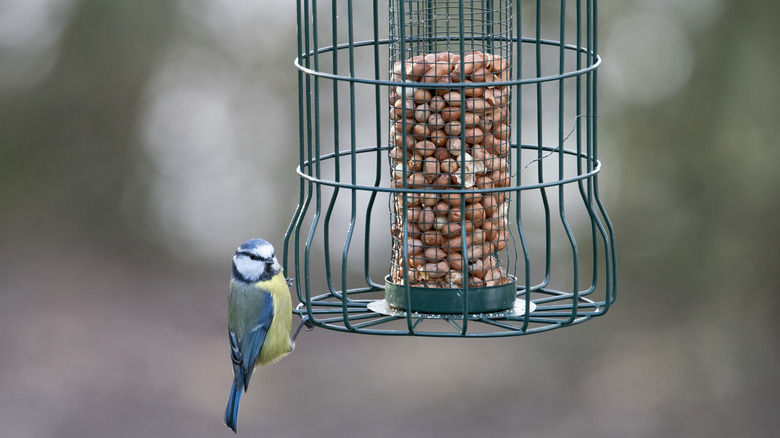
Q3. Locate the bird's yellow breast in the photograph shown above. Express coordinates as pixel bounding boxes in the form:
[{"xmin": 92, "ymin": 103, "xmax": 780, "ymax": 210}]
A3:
[{"xmin": 256, "ymin": 272, "xmax": 293, "ymax": 366}]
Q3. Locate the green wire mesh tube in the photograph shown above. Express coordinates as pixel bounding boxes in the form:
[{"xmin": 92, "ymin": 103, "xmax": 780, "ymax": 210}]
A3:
[
  {"xmin": 284, "ymin": 0, "xmax": 617, "ymax": 337},
  {"xmin": 387, "ymin": 0, "xmax": 516, "ymax": 314}
]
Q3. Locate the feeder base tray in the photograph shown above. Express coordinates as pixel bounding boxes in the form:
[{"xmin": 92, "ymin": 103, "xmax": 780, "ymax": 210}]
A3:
[
  {"xmin": 384, "ymin": 275, "xmax": 519, "ymax": 314},
  {"xmin": 367, "ymin": 298, "xmax": 537, "ymax": 320}
]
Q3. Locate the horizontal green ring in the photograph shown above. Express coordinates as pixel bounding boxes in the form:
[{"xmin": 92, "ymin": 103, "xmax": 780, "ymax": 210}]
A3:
[
  {"xmin": 294, "ymin": 37, "xmax": 601, "ymax": 86},
  {"xmin": 297, "ymin": 144, "xmax": 601, "ymax": 192}
]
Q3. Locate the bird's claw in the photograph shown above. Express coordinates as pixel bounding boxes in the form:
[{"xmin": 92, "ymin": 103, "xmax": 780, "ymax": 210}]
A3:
[{"xmin": 291, "ymin": 315, "xmax": 314, "ymax": 344}]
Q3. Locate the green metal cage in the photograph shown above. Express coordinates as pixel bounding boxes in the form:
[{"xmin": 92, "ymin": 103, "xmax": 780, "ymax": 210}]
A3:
[{"xmin": 284, "ymin": 0, "xmax": 617, "ymax": 337}]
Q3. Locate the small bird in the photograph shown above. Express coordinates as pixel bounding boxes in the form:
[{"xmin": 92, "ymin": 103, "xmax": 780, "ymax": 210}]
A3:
[{"xmin": 224, "ymin": 239, "xmax": 310, "ymax": 433}]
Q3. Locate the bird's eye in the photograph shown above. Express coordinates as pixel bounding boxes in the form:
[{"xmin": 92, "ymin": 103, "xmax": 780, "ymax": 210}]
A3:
[{"xmin": 248, "ymin": 254, "xmax": 260, "ymax": 261}]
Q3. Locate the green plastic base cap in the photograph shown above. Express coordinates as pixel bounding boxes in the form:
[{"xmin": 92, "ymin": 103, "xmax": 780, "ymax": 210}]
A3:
[{"xmin": 384, "ymin": 275, "xmax": 517, "ymax": 314}]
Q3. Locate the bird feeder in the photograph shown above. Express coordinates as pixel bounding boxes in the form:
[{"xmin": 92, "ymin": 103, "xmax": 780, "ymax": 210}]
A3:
[{"xmin": 284, "ymin": 0, "xmax": 616, "ymax": 336}]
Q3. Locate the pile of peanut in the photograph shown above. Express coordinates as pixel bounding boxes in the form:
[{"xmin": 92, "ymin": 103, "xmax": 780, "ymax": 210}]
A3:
[{"xmin": 388, "ymin": 50, "xmax": 512, "ymax": 289}]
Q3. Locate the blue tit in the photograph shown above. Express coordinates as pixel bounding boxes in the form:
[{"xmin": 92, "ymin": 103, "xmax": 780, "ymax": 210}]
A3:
[{"xmin": 223, "ymin": 238, "xmax": 310, "ymax": 433}]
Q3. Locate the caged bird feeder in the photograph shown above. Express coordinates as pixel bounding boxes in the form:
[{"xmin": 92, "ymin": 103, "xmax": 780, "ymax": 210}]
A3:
[{"xmin": 284, "ymin": 0, "xmax": 617, "ymax": 337}]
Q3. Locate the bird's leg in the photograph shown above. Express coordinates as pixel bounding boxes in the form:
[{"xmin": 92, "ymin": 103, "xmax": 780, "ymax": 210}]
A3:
[{"xmin": 291, "ymin": 315, "xmax": 314, "ymax": 344}]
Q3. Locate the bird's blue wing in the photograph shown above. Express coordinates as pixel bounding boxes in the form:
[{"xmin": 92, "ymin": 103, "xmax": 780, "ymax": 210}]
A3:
[{"xmin": 238, "ymin": 290, "xmax": 274, "ymax": 391}]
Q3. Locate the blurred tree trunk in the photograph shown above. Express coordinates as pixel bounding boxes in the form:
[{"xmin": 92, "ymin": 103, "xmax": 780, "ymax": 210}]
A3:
[{"xmin": 0, "ymin": 0, "xmax": 175, "ymax": 249}]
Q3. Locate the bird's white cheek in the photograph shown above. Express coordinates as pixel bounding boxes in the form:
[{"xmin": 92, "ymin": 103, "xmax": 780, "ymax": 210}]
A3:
[
  {"xmin": 272, "ymin": 257, "xmax": 282, "ymax": 273},
  {"xmin": 234, "ymin": 256, "xmax": 264, "ymax": 280}
]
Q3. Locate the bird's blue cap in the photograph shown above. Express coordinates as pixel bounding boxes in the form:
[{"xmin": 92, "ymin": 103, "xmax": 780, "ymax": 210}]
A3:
[{"xmin": 237, "ymin": 239, "xmax": 271, "ymax": 253}]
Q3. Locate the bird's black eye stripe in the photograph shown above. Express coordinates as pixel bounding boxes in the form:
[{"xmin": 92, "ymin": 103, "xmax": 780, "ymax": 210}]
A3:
[{"xmin": 239, "ymin": 251, "xmax": 264, "ymax": 261}]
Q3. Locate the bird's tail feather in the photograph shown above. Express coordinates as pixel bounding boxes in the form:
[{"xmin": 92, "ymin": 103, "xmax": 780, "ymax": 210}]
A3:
[{"xmin": 224, "ymin": 372, "xmax": 244, "ymax": 433}]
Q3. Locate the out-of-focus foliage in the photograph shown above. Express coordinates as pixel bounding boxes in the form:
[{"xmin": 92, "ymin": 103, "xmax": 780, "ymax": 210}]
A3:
[
  {"xmin": 0, "ymin": 0, "xmax": 176, "ymax": 248},
  {"xmin": 1, "ymin": 0, "xmax": 778, "ymax": 437}
]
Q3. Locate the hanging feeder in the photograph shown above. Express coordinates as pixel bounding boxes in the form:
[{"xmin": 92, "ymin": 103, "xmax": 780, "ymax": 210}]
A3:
[{"xmin": 284, "ymin": 0, "xmax": 616, "ymax": 337}]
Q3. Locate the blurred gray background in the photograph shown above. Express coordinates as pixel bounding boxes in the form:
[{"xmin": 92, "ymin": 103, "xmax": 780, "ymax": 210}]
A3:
[{"xmin": 1, "ymin": 0, "xmax": 778, "ymax": 437}]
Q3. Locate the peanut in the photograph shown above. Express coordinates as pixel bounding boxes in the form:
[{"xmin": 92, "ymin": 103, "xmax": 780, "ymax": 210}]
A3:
[{"xmin": 390, "ymin": 50, "xmax": 513, "ymax": 288}]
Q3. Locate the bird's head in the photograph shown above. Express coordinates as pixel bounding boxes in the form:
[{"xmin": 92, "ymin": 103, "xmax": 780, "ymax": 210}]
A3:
[{"xmin": 232, "ymin": 239, "xmax": 282, "ymax": 283}]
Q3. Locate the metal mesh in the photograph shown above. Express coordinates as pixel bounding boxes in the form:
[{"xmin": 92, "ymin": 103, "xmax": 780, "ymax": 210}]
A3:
[
  {"xmin": 286, "ymin": 0, "xmax": 617, "ymax": 336},
  {"xmin": 388, "ymin": 51, "xmax": 513, "ymax": 288},
  {"xmin": 389, "ymin": 0, "xmax": 513, "ymax": 56},
  {"xmin": 387, "ymin": 1, "xmax": 514, "ymax": 306}
]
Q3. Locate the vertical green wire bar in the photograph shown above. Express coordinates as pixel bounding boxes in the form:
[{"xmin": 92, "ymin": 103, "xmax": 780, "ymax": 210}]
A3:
[
  {"xmin": 458, "ymin": 0, "xmax": 469, "ymax": 335},
  {"xmin": 286, "ymin": 0, "xmax": 617, "ymax": 337},
  {"xmin": 323, "ymin": 0, "xmax": 341, "ymax": 304},
  {"xmin": 284, "ymin": 0, "xmax": 313, "ymax": 321},
  {"xmin": 341, "ymin": 0, "xmax": 357, "ymax": 331},
  {"xmin": 305, "ymin": 0, "xmax": 322, "ymax": 324},
  {"xmin": 396, "ymin": 0, "xmax": 414, "ymax": 334},
  {"xmin": 365, "ymin": 0, "xmax": 385, "ymax": 291},
  {"xmin": 557, "ymin": 1, "xmax": 581, "ymax": 326},
  {"xmin": 592, "ymin": 0, "xmax": 619, "ymax": 311}
]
